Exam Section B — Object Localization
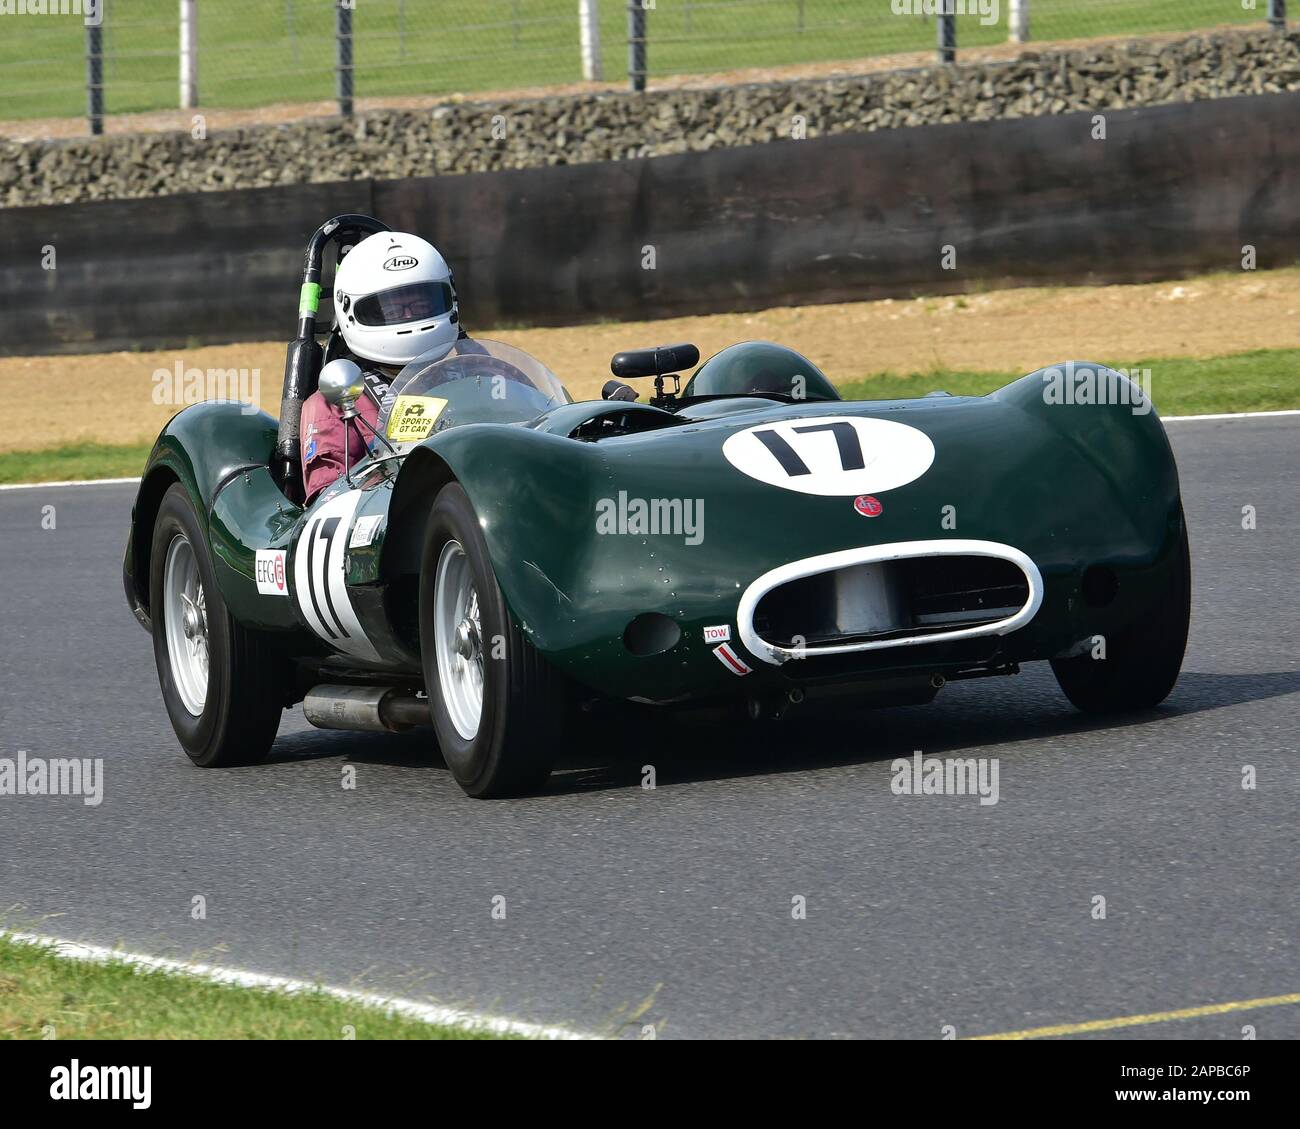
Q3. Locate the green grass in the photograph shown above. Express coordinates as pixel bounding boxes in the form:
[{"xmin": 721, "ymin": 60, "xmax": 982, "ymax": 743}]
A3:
[
  {"xmin": 0, "ymin": 442, "xmax": 152, "ymax": 485},
  {"xmin": 837, "ymin": 349, "xmax": 1300, "ymax": 415},
  {"xmin": 3, "ymin": 347, "xmax": 1295, "ymax": 487},
  {"xmin": 0, "ymin": 0, "xmax": 1264, "ymax": 120},
  {"xmin": 0, "ymin": 935, "xmax": 511, "ymax": 1039}
]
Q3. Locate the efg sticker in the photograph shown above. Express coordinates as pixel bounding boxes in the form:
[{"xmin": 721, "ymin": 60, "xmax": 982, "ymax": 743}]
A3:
[
  {"xmin": 387, "ymin": 395, "xmax": 447, "ymax": 442},
  {"xmin": 722, "ymin": 415, "xmax": 935, "ymax": 497},
  {"xmin": 854, "ymin": 494, "xmax": 882, "ymax": 517},
  {"xmin": 254, "ymin": 549, "xmax": 289, "ymax": 596}
]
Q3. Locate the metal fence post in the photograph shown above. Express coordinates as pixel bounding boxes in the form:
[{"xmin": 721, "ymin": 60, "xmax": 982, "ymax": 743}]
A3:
[
  {"xmin": 580, "ymin": 0, "xmax": 603, "ymax": 81},
  {"xmin": 179, "ymin": 0, "xmax": 198, "ymax": 109},
  {"xmin": 937, "ymin": 1, "xmax": 956, "ymax": 65},
  {"xmin": 1009, "ymin": 0, "xmax": 1029, "ymax": 44},
  {"xmin": 336, "ymin": 0, "xmax": 354, "ymax": 118},
  {"xmin": 1270, "ymin": 0, "xmax": 1287, "ymax": 31},
  {"xmin": 628, "ymin": 1, "xmax": 647, "ymax": 93},
  {"xmin": 86, "ymin": 21, "xmax": 104, "ymax": 135}
]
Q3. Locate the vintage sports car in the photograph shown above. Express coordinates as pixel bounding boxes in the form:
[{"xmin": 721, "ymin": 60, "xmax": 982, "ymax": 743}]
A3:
[{"xmin": 124, "ymin": 215, "xmax": 1190, "ymax": 797}]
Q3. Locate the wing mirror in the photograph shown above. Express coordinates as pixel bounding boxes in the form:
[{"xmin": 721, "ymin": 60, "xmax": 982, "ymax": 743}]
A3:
[{"xmin": 318, "ymin": 358, "xmax": 364, "ymax": 414}]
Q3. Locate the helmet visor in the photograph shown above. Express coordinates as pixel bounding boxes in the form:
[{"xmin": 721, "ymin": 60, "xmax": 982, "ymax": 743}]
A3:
[{"xmin": 352, "ymin": 281, "xmax": 454, "ymax": 327}]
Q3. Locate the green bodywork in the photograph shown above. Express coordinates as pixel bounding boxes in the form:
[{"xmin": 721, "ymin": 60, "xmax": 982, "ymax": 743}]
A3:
[{"xmin": 124, "ymin": 364, "xmax": 1185, "ymax": 705}]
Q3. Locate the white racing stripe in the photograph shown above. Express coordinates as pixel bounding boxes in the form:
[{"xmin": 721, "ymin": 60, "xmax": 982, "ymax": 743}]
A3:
[
  {"xmin": 1, "ymin": 408, "xmax": 1297, "ymax": 492},
  {"xmin": 1, "ymin": 929, "xmax": 595, "ymax": 1040}
]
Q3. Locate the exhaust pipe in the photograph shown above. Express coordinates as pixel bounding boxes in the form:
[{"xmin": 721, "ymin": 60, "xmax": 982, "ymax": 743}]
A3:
[{"xmin": 303, "ymin": 684, "xmax": 431, "ymax": 733}]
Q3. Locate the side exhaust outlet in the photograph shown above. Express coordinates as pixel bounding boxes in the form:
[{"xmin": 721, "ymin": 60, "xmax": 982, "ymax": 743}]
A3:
[{"xmin": 303, "ymin": 684, "xmax": 431, "ymax": 733}]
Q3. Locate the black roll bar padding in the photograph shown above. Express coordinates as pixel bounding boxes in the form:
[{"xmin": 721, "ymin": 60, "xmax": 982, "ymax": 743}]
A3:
[{"xmin": 273, "ymin": 213, "xmax": 391, "ymax": 500}]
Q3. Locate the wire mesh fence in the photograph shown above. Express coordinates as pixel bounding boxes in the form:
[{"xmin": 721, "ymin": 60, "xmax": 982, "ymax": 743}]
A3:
[{"xmin": 0, "ymin": 1, "xmax": 1286, "ymax": 126}]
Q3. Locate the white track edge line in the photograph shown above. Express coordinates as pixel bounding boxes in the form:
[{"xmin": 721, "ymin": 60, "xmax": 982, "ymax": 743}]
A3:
[
  {"xmin": 0, "ymin": 475, "xmax": 141, "ymax": 492},
  {"xmin": 1162, "ymin": 408, "xmax": 1300, "ymax": 421},
  {"xmin": 2, "ymin": 929, "xmax": 596, "ymax": 1040},
  {"xmin": 1, "ymin": 408, "xmax": 1296, "ymax": 492}
]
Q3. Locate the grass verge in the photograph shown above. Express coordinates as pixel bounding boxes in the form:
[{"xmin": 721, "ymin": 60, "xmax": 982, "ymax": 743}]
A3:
[
  {"xmin": 0, "ymin": 2, "xmax": 1257, "ymax": 119},
  {"xmin": 0, "ymin": 935, "xmax": 510, "ymax": 1040},
  {"xmin": 837, "ymin": 349, "xmax": 1300, "ymax": 414},
  {"xmin": 0, "ymin": 442, "xmax": 152, "ymax": 486},
  {"xmin": 4, "ymin": 348, "xmax": 1297, "ymax": 486}
]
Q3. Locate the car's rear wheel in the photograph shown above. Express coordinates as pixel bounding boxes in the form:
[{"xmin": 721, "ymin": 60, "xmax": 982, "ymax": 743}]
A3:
[
  {"xmin": 419, "ymin": 482, "xmax": 565, "ymax": 797},
  {"xmin": 1051, "ymin": 508, "xmax": 1191, "ymax": 713},
  {"xmin": 150, "ymin": 482, "xmax": 284, "ymax": 766}
]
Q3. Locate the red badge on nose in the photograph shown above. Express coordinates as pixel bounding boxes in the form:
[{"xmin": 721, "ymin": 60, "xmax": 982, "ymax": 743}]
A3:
[{"xmin": 854, "ymin": 495, "xmax": 882, "ymax": 517}]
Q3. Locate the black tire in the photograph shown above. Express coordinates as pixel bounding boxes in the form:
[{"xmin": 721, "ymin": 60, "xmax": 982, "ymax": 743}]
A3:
[
  {"xmin": 149, "ymin": 482, "xmax": 284, "ymax": 766},
  {"xmin": 419, "ymin": 482, "xmax": 565, "ymax": 797},
  {"xmin": 1051, "ymin": 508, "xmax": 1191, "ymax": 713}
]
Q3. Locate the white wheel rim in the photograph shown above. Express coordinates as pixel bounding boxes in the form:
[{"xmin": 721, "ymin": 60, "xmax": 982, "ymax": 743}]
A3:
[
  {"xmin": 434, "ymin": 540, "xmax": 484, "ymax": 741},
  {"xmin": 163, "ymin": 533, "xmax": 209, "ymax": 716}
]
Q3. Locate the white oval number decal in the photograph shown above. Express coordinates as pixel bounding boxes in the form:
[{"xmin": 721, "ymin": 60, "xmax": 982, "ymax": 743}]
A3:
[{"xmin": 722, "ymin": 415, "xmax": 935, "ymax": 496}]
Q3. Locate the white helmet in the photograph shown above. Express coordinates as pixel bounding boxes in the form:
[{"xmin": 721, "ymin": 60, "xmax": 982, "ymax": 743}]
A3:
[{"xmin": 332, "ymin": 231, "xmax": 459, "ymax": 366}]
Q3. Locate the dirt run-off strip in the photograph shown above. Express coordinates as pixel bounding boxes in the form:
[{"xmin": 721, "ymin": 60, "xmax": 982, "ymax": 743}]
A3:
[{"xmin": 8, "ymin": 267, "xmax": 1300, "ymax": 455}]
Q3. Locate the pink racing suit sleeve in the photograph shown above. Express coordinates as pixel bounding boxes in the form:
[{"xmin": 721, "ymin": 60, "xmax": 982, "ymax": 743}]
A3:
[{"xmin": 299, "ymin": 389, "xmax": 382, "ymax": 504}]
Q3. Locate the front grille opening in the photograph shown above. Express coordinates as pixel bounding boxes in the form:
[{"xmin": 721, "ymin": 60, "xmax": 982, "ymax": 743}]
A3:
[{"xmin": 754, "ymin": 554, "xmax": 1029, "ymax": 648}]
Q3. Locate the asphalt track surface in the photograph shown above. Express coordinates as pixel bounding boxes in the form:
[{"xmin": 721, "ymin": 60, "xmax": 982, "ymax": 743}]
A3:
[{"xmin": 1, "ymin": 416, "xmax": 1296, "ymax": 1040}]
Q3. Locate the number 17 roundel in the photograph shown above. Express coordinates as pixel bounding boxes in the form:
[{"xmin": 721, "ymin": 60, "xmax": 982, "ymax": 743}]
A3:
[
  {"xmin": 721, "ymin": 415, "xmax": 935, "ymax": 496},
  {"xmin": 292, "ymin": 489, "xmax": 381, "ymax": 662}
]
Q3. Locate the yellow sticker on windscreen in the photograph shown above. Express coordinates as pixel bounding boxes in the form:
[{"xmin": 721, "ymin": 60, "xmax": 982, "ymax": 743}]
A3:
[{"xmin": 387, "ymin": 395, "xmax": 447, "ymax": 442}]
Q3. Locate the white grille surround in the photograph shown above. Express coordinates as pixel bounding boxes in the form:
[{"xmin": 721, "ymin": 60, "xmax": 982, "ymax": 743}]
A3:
[{"xmin": 736, "ymin": 539, "xmax": 1045, "ymax": 667}]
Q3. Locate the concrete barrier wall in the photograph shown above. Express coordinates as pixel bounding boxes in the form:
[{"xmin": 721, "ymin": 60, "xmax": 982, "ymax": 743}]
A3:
[{"xmin": 3, "ymin": 92, "xmax": 1299, "ymax": 356}]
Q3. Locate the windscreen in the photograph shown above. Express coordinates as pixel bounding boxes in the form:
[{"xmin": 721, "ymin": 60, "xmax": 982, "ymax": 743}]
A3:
[{"xmin": 378, "ymin": 338, "xmax": 573, "ymax": 448}]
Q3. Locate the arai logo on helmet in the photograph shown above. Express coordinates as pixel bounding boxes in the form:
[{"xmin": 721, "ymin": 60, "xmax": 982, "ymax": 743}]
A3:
[{"xmin": 383, "ymin": 255, "xmax": 419, "ymax": 271}]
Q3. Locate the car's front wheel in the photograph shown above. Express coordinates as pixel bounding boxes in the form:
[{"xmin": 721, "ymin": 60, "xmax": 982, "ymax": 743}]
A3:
[
  {"xmin": 1051, "ymin": 508, "xmax": 1191, "ymax": 713},
  {"xmin": 419, "ymin": 482, "xmax": 565, "ymax": 797},
  {"xmin": 149, "ymin": 482, "xmax": 284, "ymax": 766}
]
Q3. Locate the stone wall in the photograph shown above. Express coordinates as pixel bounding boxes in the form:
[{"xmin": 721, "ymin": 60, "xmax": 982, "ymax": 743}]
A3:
[
  {"xmin": 10, "ymin": 91, "xmax": 1300, "ymax": 354},
  {"xmin": 3, "ymin": 28, "xmax": 1299, "ymax": 209}
]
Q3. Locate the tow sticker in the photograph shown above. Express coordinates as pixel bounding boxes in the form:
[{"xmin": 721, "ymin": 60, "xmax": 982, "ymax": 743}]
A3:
[
  {"xmin": 722, "ymin": 415, "xmax": 934, "ymax": 496},
  {"xmin": 387, "ymin": 395, "xmax": 447, "ymax": 442},
  {"xmin": 713, "ymin": 643, "xmax": 752, "ymax": 676},
  {"xmin": 703, "ymin": 624, "xmax": 732, "ymax": 643}
]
